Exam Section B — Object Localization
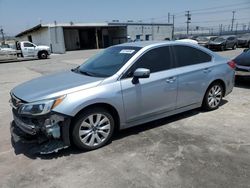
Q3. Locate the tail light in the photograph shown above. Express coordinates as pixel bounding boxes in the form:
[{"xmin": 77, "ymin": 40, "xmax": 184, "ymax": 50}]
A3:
[{"xmin": 227, "ymin": 60, "xmax": 236, "ymax": 69}]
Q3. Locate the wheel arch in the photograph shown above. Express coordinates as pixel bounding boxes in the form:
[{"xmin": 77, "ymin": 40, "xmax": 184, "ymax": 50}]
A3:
[
  {"xmin": 71, "ymin": 102, "xmax": 121, "ymax": 132},
  {"xmin": 205, "ymin": 79, "xmax": 226, "ymax": 98},
  {"xmin": 37, "ymin": 50, "xmax": 48, "ymax": 57}
]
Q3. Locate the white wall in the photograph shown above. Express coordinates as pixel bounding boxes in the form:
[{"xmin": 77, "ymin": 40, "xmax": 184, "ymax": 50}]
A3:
[
  {"xmin": 17, "ymin": 27, "xmax": 50, "ymax": 46},
  {"xmin": 127, "ymin": 25, "xmax": 172, "ymax": 41}
]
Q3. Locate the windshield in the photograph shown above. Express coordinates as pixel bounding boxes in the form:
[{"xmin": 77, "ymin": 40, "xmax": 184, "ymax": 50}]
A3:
[
  {"xmin": 214, "ymin": 37, "xmax": 225, "ymax": 42},
  {"xmin": 77, "ymin": 46, "xmax": 141, "ymax": 77}
]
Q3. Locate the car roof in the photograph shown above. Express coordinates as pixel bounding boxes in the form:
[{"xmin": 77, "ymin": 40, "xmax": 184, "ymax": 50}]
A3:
[
  {"xmin": 115, "ymin": 40, "xmax": 200, "ymax": 48},
  {"xmin": 219, "ymin": 35, "xmax": 236, "ymax": 39},
  {"xmin": 114, "ymin": 40, "xmax": 225, "ymax": 61}
]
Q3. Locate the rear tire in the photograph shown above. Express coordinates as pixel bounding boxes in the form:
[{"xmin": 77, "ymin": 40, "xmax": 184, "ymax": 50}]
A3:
[
  {"xmin": 71, "ymin": 108, "xmax": 115, "ymax": 151},
  {"xmin": 202, "ymin": 82, "xmax": 224, "ymax": 111}
]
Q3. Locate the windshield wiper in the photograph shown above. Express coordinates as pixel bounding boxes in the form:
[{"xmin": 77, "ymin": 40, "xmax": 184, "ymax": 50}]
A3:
[
  {"xmin": 79, "ymin": 70, "xmax": 95, "ymax": 76},
  {"xmin": 71, "ymin": 67, "xmax": 94, "ymax": 76}
]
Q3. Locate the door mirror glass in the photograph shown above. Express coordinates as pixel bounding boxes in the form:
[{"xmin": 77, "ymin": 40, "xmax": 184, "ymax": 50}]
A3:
[{"xmin": 132, "ymin": 68, "xmax": 150, "ymax": 84}]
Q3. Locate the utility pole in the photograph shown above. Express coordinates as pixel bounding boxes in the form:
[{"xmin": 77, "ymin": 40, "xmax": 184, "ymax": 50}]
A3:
[
  {"xmin": 185, "ymin": 11, "xmax": 191, "ymax": 37},
  {"xmin": 235, "ymin": 22, "xmax": 238, "ymax": 34},
  {"xmin": 172, "ymin": 15, "xmax": 175, "ymax": 40},
  {"xmin": 151, "ymin": 18, "xmax": 154, "ymax": 40},
  {"xmin": 168, "ymin": 13, "xmax": 170, "ymax": 23},
  {"xmin": 0, "ymin": 27, "xmax": 5, "ymax": 44},
  {"xmin": 231, "ymin": 11, "xmax": 235, "ymax": 31},
  {"xmin": 219, "ymin": 24, "xmax": 223, "ymax": 35}
]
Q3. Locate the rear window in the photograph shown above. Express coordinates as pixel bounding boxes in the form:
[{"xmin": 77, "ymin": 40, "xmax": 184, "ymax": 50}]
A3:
[{"xmin": 173, "ymin": 45, "xmax": 212, "ymax": 67}]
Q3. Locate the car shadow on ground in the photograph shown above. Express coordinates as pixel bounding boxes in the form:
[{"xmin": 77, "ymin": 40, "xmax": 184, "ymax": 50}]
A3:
[
  {"xmin": 11, "ymin": 99, "xmax": 228, "ymax": 160},
  {"xmin": 235, "ymin": 76, "xmax": 250, "ymax": 89}
]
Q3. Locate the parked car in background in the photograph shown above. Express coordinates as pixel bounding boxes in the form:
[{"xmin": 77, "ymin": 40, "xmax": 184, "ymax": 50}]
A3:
[
  {"xmin": 208, "ymin": 35, "xmax": 238, "ymax": 51},
  {"xmin": 176, "ymin": 38, "xmax": 198, "ymax": 44},
  {"xmin": 196, "ymin": 36, "xmax": 217, "ymax": 48},
  {"xmin": 237, "ymin": 33, "xmax": 250, "ymax": 48},
  {"xmin": 17, "ymin": 41, "xmax": 51, "ymax": 59},
  {"xmin": 196, "ymin": 36, "xmax": 210, "ymax": 47},
  {"xmin": 234, "ymin": 48, "xmax": 250, "ymax": 76},
  {"xmin": 10, "ymin": 41, "xmax": 235, "ymax": 153},
  {"xmin": 0, "ymin": 45, "xmax": 17, "ymax": 61}
]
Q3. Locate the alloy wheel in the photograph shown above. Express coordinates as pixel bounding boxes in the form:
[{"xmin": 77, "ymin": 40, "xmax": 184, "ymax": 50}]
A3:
[
  {"xmin": 78, "ymin": 113, "xmax": 111, "ymax": 147},
  {"xmin": 207, "ymin": 85, "xmax": 222, "ymax": 108}
]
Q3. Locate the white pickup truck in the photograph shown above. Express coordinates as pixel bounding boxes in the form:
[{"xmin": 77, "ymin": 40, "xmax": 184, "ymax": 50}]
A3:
[{"xmin": 17, "ymin": 41, "xmax": 51, "ymax": 59}]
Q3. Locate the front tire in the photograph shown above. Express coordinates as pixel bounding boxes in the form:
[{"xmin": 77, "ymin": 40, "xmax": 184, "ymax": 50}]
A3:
[
  {"xmin": 72, "ymin": 108, "xmax": 115, "ymax": 150},
  {"xmin": 220, "ymin": 45, "xmax": 225, "ymax": 51},
  {"xmin": 38, "ymin": 51, "xmax": 48, "ymax": 59},
  {"xmin": 202, "ymin": 83, "xmax": 224, "ymax": 111}
]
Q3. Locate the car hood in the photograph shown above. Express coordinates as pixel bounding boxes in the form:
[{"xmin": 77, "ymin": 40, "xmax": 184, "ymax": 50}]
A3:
[
  {"xmin": 209, "ymin": 41, "xmax": 224, "ymax": 45},
  {"xmin": 35, "ymin": 45, "xmax": 50, "ymax": 50},
  {"xmin": 238, "ymin": 37, "xmax": 250, "ymax": 40},
  {"xmin": 198, "ymin": 41, "xmax": 208, "ymax": 44},
  {"xmin": 11, "ymin": 71, "xmax": 104, "ymax": 102},
  {"xmin": 1, "ymin": 48, "xmax": 17, "ymax": 52}
]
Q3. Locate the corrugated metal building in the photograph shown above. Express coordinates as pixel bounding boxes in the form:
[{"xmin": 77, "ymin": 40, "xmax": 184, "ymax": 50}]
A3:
[{"xmin": 16, "ymin": 22, "xmax": 173, "ymax": 53}]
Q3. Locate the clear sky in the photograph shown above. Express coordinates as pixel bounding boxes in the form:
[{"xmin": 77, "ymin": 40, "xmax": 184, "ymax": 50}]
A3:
[{"xmin": 0, "ymin": 0, "xmax": 249, "ymax": 36}]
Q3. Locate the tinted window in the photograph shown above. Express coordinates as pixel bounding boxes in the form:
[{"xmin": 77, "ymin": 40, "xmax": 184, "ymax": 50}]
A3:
[
  {"xmin": 125, "ymin": 46, "xmax": 173, "ymax": 77},
  {"xmin": 23, "ymin": 42, "xmax": 35, "ymax": 47},
  {"xmin": 228, "ymin": 37, "xmax": 235, "ymax": 40},
  {"xmin": 173, "ymin": 45, "xmax": 211, "ymax": 67},
  {"xmin": 78, "ymin": 46, "xmax": 141, "ymax": 77},
  {"xmin": 214, "ymin": 37, "xmax": 225, "ymax": 42}
]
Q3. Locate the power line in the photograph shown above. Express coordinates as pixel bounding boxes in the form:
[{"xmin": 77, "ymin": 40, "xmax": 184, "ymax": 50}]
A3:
[
  {"xmin": 189, "ymin": 1, "xmax": 250, "ymax": 12},
  {"xmin": 172, "ymin": 1, "xmax": 250, "ymax": 16},
  {"xmin": 191, "ymin": 7, "xmax": 249, "ymax": 15}
]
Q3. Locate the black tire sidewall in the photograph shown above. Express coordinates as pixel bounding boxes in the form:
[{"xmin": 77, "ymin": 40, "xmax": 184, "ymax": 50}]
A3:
[
  {"xmin": 39, "ymin": 51, "xmax": 47, "ymax": 59},
  {"xmin": 203, "ymin": 83, "xmax": 223, "ymax": 111},
  {"xmin": 72, "ymin": 108, "xmax": 115, "ymax": 150}
]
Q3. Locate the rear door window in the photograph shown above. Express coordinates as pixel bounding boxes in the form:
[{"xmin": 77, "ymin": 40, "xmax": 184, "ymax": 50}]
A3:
[{"xmin": 172, "ymin": 45, "xmax": 211, "ymax": 67}]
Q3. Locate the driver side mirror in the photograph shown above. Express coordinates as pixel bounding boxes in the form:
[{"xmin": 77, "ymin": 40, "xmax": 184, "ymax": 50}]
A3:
[{"xmin": 132, "ymin": 68, "xmax": 150, "ymax": 84}]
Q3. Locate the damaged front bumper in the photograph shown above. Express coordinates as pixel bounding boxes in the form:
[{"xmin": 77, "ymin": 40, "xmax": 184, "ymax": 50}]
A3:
[{"xmin": 11, "ymin": 109, "xmax": 71, "ymax": 154}]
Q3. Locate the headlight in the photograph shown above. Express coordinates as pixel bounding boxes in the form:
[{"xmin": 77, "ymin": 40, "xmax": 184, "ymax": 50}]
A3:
[{"xmin": 18, "ymin": 95, "xmax": 65, "ymax": 116}]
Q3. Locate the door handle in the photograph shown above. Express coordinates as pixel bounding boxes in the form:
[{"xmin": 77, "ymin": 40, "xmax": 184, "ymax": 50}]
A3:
[
  {"xmin": 203, "ymin": 68, "xmax": 211, "ymax": 73},
  {"xmin": 166, "ymin": 77, "xmax": 176, "ymax": 83}
]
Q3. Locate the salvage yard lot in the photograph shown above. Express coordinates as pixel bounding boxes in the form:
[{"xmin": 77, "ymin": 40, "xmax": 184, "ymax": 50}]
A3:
[{"xmin": 0, "ymin": 48, "xmax": 250, "ymax": 188}]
